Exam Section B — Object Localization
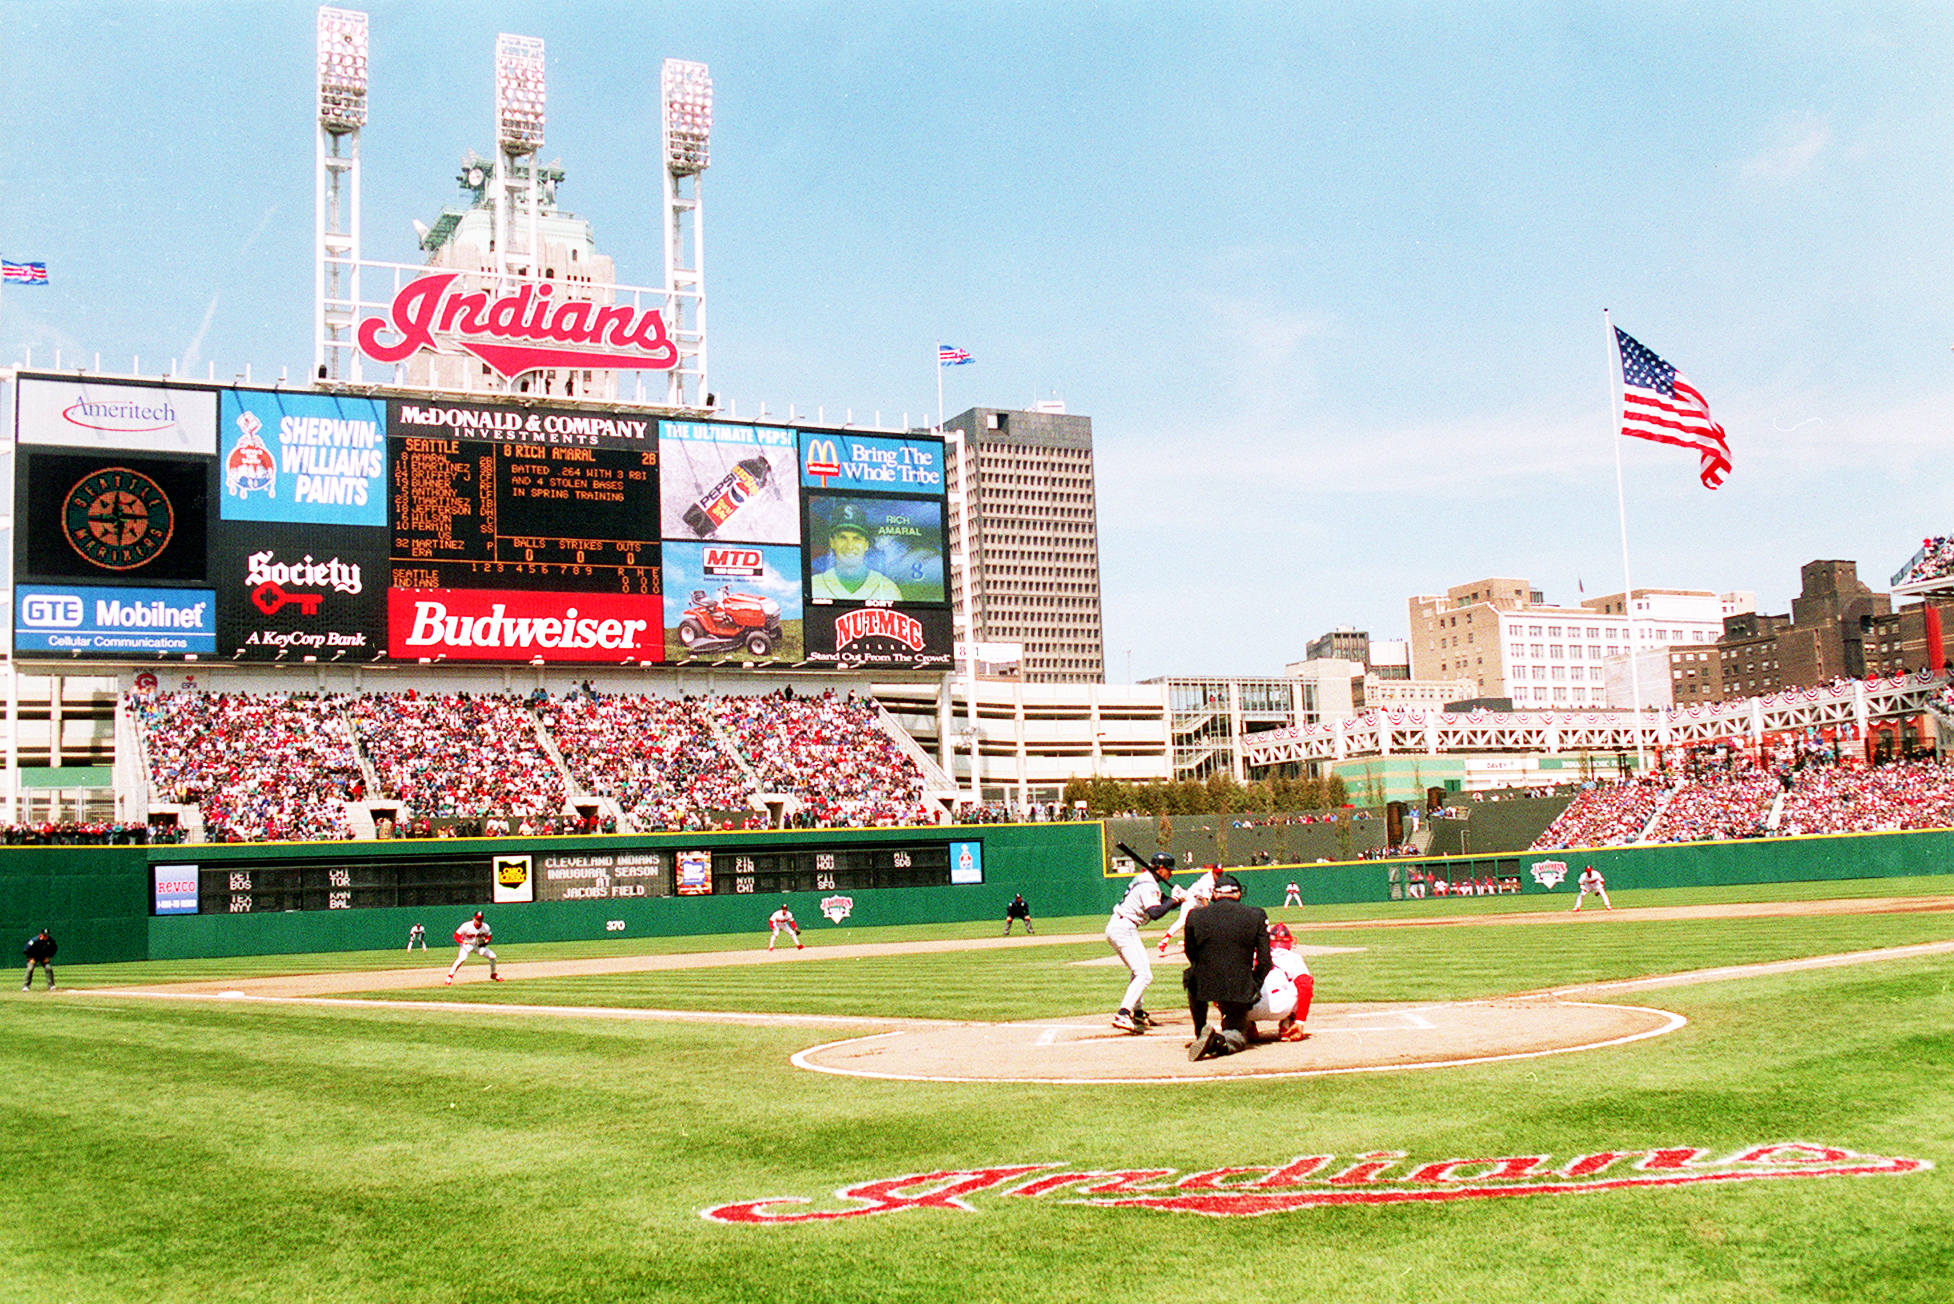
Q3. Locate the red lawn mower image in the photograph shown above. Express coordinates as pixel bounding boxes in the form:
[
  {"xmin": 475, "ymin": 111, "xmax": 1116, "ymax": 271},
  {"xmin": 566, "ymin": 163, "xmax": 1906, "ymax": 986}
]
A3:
[{"xmin": 675, "ymin": 587, "xmax": 783, "ymax": 657}]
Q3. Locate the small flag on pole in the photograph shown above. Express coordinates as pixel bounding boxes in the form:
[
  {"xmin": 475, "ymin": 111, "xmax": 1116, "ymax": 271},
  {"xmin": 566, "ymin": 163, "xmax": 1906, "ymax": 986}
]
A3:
[
  {"xmin": 1615, "ymin": 327, "xmax": 1730, "ymax": 489},
  {"xmin": 2, "ymin": 260, "xmax": 49, "ymax": 285},
  {"xmin": 938, "ymin": 344, "xmax": 972, "ymax": 366}
]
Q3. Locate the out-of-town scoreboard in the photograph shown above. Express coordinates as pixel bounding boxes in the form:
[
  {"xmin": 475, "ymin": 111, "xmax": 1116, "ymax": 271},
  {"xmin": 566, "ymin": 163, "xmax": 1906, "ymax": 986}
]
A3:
[{"xmin": 9, "ymin": 376, "xmax": 951, "ymax": 670}]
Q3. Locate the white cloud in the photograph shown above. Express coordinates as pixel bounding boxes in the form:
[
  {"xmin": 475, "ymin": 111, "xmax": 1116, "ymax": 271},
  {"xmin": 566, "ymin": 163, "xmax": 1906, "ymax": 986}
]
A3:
[{"xmin": 1742, "ymin": 120, "xmax": 1831, "ymax": 181}]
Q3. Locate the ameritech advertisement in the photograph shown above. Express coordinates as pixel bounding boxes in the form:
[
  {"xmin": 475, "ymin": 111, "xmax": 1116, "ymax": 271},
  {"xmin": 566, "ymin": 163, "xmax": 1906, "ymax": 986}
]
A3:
[{"xmin": 14, "ymin": 376, "xmax": 217, "ymax": 455}]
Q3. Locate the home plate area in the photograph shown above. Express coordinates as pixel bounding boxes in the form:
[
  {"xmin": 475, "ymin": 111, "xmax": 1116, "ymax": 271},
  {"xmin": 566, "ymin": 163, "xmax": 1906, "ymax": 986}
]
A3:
[{"xmin": 791, "ymin": 999, "xmax": 1686, "ymax": 1084}]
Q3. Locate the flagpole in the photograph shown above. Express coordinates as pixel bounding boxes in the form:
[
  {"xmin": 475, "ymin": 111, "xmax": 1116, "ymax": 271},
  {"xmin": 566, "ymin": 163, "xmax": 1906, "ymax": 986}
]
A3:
[
  {"xmin": 935, "ymin": 344, "xmax": 945, "ymax": 431},
  {"xmin": 1605, "ymin": 310, "xmax": 1650, "ymax": 776}
]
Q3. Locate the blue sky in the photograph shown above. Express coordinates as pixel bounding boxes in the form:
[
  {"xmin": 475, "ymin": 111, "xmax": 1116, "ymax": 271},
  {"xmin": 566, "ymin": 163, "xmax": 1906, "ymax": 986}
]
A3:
[{"xmin": 6, "ymin": 3, "xmax": 1954, "ymax": 681}]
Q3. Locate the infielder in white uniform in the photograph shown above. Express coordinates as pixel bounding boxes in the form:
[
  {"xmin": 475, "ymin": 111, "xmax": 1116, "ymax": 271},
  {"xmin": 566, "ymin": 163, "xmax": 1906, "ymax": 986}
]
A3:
[
  {"xmin": 1282, "ymin": 881, "xmax": 1302, "ymax": 907},
  {"xmin": 1156, "ymin": 867, "xmax": 1217, "ymax": 956},
  {"xmin": 446, "ymin": 911, "xmax": 501, "ymax": 983},
  {"xmin": 1572, "ymin": 864, "xmax": 1613, "ymax": 911},
  {"xmin": 1106, "ymin": 854, "xmax": 1184, "ymax": 1033},
  {"xmin": 406, "ymin": 923, "xmax": 426, "ymax": 951},
  {"xmin": 1246, "ymin": 922, "xmax": 1314, "ymax": 1042},
  {"xmin": 767, "ymin": 905, "xmax": 804, "ymax": 950}
]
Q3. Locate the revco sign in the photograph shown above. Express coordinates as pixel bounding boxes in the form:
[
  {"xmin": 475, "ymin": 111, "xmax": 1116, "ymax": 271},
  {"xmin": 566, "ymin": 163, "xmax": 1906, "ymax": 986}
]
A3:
[{"xmin": 356, "ymin": 272, "xmax": 679, "ymax": 379}]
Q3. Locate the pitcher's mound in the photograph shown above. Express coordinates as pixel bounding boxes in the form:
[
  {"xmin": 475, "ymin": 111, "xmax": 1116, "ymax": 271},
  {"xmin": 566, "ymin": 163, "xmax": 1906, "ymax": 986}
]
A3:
[{"xmin": 791, "ymin": 998, "xmax": 1685, "ymax": 1084}]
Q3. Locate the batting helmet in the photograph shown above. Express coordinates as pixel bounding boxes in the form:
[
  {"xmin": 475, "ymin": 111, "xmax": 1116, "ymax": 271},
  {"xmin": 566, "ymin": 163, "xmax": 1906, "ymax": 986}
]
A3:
[{"xmin": 1148, "ymin": 853, "xmax": 1176, "ymax": 872}]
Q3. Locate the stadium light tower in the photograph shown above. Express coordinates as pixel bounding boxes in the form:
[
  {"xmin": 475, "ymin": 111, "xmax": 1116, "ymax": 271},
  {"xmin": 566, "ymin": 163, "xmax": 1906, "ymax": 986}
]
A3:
[
  {"xmin": 494, "ymin": 34, "xmax": 546, "ymax": 288},
  {"xmin": 661, "ymin": 58, "xmax": 710, "ymax": 407},
  {"xmin": 315, "ymin": 6, "xmax": 368, "ymax": 382}
]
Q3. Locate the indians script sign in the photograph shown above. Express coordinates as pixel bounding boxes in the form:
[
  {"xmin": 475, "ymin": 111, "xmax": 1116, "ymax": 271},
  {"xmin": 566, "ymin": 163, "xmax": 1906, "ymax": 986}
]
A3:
[
  {"xmin": 700, "ymin": 1142, "xmax": 1928, "ymax": 1223},
  {"xmin": 357, "ymin": 272, "xmax": 679, "ymax": 378}
]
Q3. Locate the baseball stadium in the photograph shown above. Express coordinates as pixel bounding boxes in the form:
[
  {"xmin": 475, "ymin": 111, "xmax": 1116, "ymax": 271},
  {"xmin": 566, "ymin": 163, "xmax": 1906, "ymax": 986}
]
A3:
[{"xmin": 4, "ymin": 10, "xmax": 1953, "ymax": 1304}]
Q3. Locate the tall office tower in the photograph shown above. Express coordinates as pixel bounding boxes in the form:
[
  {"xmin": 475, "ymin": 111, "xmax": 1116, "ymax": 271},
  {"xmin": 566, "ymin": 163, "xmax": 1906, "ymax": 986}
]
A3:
[{"xmin": 943, "ymin": 405, "xmax": 1105, "ymax": 683}]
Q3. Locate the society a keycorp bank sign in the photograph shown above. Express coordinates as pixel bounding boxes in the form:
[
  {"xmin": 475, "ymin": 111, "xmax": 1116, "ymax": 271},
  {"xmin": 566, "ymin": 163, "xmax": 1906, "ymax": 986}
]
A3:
[{"xmin": 356, "ymin": 272, "xmax": 679, "ymax": 379}]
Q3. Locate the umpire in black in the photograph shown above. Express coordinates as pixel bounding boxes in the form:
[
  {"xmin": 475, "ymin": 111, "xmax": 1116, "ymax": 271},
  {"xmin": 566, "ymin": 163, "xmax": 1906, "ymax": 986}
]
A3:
[
  {"xmin": 22, "ymin": 928, "xmax": 57, "ymax": 992},
  {"xmin": 1182, "ymin": 874, "xmax": 1270, "ymax": 1061}
]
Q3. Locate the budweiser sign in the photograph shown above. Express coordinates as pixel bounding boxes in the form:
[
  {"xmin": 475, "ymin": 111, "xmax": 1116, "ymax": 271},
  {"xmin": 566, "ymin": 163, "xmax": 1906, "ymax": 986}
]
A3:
[
  {"xmin": 701, "ymin": 1142, "xmax": 1929, "ymax": 1223},
  {"xmin": 387, "ymin": 589, "xmax": 663, "ymax": 664},
  {"xmin": 356, "ymin": 272, "xmax": 679, "ymax": 379}
]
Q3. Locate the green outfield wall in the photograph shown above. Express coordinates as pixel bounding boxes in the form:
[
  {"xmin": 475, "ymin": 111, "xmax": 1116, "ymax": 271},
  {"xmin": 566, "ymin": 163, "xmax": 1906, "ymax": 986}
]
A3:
[{"xmin": 2, "ymin": 822, "xmax": 1950, "ymax": 965}]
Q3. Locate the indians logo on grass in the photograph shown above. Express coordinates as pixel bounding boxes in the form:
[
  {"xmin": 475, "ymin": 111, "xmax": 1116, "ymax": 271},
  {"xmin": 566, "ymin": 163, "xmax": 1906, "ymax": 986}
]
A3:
[
  {"xmin": 1530, "ymin": 859, "xmax": 1569, "ymax": 889},
  {"xmin": 700, "ymin": 1142, "xmax": 1930, "ymax": 1223},
  {"xmin": 820, "ymin": 894, "xmax": 854, "ymax": 923}
]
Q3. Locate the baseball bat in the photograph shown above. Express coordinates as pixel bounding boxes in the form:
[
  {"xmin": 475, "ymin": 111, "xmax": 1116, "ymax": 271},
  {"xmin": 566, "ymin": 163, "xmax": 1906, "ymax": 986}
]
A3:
[{"xmin": 1116, "ymin": 842, "xmax": 1155, "ymax": 866}]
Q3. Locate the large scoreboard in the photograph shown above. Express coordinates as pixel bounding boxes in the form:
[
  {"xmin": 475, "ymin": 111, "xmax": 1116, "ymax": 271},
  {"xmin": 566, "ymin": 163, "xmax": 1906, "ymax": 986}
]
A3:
[{"xmin": 9, "ymin": 376, "xmax": 951, "ymax": 669}]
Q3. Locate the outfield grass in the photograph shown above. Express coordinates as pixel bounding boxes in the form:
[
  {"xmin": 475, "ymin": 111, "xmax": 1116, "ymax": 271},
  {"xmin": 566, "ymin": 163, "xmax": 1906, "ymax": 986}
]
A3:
[{"xmin": 5, "ymin": 878, "xmax": 1953, "ymax": 1303}]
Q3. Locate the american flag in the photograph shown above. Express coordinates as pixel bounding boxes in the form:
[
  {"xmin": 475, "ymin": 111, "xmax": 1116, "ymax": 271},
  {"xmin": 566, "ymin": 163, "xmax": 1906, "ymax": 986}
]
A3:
[
  {"xmin": 938, "ymin": 344, "xmax": 972, "ymax": 366},
  {"xmin": 2, "ymin": 260, "xmax": 48, "ymax": 285},
  {"xmin": 1615, "ymin": 327, "xmax": 1730, "ymax": 489}
]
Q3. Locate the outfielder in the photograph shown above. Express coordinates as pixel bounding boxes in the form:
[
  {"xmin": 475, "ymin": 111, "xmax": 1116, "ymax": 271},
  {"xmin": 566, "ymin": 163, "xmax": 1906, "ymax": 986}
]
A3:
[
  {"xmin": 768, "ymin": 905, "xmax": 804, "ymax": 950},
  {"xmin": 1106, "ymin": 854, "xmax": 1184, "ymax": 1033},
  {"xmin": 22, "ymin": 928, "xmax": 56, "ymax": 992},
  {"xmin": 1247, "ymin": 922, "xmax": 1314, "ymax": 1041},
  {"xmin": 1282, "ymin": 881, "xmax": 1302, "ymax": 908},
  {"xmin": 1572, "ymin": 864, "xmax": 1613, "ymax": 912},
  {"xmin": 446, "ymin": 911, "xmax": 502, "ymax": 984},
  {"xmin": 406, "ymin": 923, "xmax": 426, "ymax": 951},
  {"xmin": 1003, "ymin": 893, "xmax": 1035, "ymax": 936}
]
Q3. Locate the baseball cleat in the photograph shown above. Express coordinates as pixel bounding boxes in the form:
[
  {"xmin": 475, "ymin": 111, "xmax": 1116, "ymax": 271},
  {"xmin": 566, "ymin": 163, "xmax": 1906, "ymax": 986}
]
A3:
[
  {"xmin": 491, "ymin": 973, "xmax": 504, "ymax": 981},
  {"xmin": 444, "ymin": 975, "xmax": 453, "ymax": 985},
  {"xmin": 1132, "ymin": 1010, "xmax": 1157, "ymax": 1029},
  {"xmin": 1111, "ymin": 1010, "xmax": 1138, "ymax": 1034}
]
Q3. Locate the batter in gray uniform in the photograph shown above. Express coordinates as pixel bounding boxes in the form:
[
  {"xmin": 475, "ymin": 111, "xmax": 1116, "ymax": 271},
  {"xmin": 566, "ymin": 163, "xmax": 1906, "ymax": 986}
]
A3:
[{"xmin": 1105, "ymin": 854, "xmax": 1184, "ymax": 1033}]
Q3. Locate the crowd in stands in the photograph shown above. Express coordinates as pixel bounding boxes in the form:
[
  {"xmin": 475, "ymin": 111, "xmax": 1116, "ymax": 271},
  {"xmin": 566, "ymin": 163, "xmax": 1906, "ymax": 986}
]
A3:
[
  {"xmin": 349, "ymin": 691, "xmax": 570, "ymax": 824},
  {"xmin": 1533, "ymin": 750, "xmax": 1954, "ymax": 848},
  {"xmin": 2, "ymin": 821, "xmax": 182, "ymax": 845},
  {"xmin": 132, "ymin": 685, "xmax": 944, "ymax": 843},
  {"xmin": 1890, "ymin": 536, "xmax": 1954, "ymax": 588},
  {"xmin": 542, "ymin": 692, "xmax": 758, "ymax": 832},
  {"xmin": 713, "ymin": 689, "xmax": 932, "ymax": 828},
  {"xmin": 136, "ymin": 691, "xmax": 365, "ymax": 842}
]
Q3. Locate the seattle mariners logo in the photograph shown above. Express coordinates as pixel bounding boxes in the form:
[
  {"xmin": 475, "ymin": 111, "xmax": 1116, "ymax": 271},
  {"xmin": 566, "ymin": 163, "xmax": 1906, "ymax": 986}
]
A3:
[
  {"xmin": 1530, "ymin": 859, "xmax": 1569, "ymax": 889},
  {"xmin": 819, "ymin": 894, "xmax": 854, "ymax": 923}
]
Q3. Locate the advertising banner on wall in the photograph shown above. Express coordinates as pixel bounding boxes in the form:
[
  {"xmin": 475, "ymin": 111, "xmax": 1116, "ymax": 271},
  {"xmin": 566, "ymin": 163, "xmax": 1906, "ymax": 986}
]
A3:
[
  {"xmin": 15, "ymin": 584, "xmax": 217, "ymax": 655},
  {"xmin": 798, "ymin": 431, "xmax": 945, "ymax": 495},
  {"xmin": 17, "ymin": 451, "xmax": 212, "ymax": 584},
  {"xmin": 220, "ymin": 390, "xmax": 387, "ymax": 527},
  {"xmin": 659, "ymin": 421, "xmax": 799, "ymax": 542},
  {"xmin": 15, "ymin": 377, "xmax": 216, "ymax": 455},
  {"xmin": 213, "ymin": 522, "xmax": 387, "ymax": 659},
  {"xmin": 803, "ymin": 603, "xmax": 953, "ymax": 669},
  {"xmin": 660, "ymin": 541, "xmax": 803, "ymax": 662},
  {"xmin": 386, "ymin": 587, "xmax": 664, "ymax": 663},
  {"xmin": 804, "ymin": 494, "xmax": 947, "ymax": 605}
]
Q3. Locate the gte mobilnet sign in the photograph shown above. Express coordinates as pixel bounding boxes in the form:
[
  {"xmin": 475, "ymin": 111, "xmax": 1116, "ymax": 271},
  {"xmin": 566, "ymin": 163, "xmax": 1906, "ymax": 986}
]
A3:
[
  {"xmin": 16, "ymin": 585, "xmax": 217, "ymax": 654},
  {"xmin": 388, "ymin": 589, "xmax": 662, "ymax": 664}
]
